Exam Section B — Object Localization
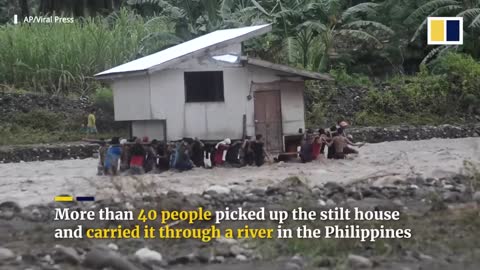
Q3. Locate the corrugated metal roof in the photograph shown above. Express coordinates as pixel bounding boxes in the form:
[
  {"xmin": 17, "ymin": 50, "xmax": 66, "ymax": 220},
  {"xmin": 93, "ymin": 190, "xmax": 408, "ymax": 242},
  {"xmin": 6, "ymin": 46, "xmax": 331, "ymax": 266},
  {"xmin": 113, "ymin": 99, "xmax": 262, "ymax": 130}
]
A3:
[{"xmin": 95, "ymin": 24, "xmax": 271, "ymax": 78}]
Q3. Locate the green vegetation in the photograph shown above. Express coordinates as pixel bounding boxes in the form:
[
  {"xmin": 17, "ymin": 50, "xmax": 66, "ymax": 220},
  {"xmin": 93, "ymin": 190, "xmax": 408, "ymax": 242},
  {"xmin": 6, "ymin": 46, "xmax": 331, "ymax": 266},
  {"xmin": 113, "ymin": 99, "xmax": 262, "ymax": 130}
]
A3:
[
  {"xmin": 0, "ymin": 109, "xmax": 125, "ymax": 145},
  {"xmin": 406, "ymin": 0, "xmax": 480, "ymax": 62},
  {"xmin": 1, "ymin": 0, "xmax": 479, "ymax": 94},
  {"xmin": 299, "ymin": 1, "xmax": 393, "ymax": 71},
  {"xmin": 257, "ymin": 205, "xmax": 480, "ymax": 268},
  {"xmin": 329, "ymin": 67, "xmax": 373, "ymax": 87},
  {"xmin": 0, "ymin": 8, "xmax": 178, "ymax": 95},
  {"xmin": 93, "ymin": 87, "xmax": 115, "ymax": 114},
  {"xmin": 355, "ymin": 53, "xmax": 480, "ymax": 125},
  {"xmin": 0, "ymin": 125, "xmax": 119, "ymax": 146},
  {"xmin": 1, "ymin": 0, "xmax": 480, "ymax": 131},
  {"xmin": 304, "ymin": 52, "xmax": 480, "ymax": 127}
]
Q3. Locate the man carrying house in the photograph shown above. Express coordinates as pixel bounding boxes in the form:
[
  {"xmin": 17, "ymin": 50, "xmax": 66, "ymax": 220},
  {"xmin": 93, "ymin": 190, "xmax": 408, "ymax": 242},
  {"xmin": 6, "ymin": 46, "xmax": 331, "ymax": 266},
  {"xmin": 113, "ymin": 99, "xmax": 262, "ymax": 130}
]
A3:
[{"xmin": 328, "ymin": 128, "xmax": 364, "ymax": 159}]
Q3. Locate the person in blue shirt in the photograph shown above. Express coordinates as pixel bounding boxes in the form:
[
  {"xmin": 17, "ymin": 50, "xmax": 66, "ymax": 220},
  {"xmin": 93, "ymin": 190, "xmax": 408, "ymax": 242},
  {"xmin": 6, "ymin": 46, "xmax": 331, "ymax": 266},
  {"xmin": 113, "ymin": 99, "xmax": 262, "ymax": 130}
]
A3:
[{"xmin": 104, "ymin": 137, "xmax": 122, "ymax": 175}]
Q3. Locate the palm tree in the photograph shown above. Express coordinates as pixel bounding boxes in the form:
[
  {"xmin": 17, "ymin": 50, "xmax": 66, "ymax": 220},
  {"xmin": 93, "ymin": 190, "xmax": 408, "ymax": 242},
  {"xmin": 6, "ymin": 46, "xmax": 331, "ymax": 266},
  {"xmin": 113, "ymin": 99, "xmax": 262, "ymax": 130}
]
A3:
[
  {"xmin": 406, "ymin": 0, "xmax": 480, "ymax": 63},
  {"xmin": 38, "ymin": 0, "xmax": 123, "ymax": 16},
  {"xmin": 127, "ymin": 0, "xmax": 239, "ymax": 39},
  {"xmin": 299, "ymin": 1, "xmax": 394, "ymax": 71},
  {"xmin": 242, "ymin": 0, "xmax": 393, "ymax": 71}
]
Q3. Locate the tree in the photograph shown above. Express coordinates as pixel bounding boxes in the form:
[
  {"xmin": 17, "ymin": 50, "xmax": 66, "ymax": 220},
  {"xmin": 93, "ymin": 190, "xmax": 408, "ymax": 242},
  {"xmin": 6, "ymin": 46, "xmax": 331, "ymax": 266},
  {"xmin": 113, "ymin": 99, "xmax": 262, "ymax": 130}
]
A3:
[
  {"xmin": 233, "ymin": 0, "xmax": 391, "ymax": 72},
  {"xmin": 38, "ymin": 0, "xmax": 123, "ymax": 16},
  {"xmin": 0, "ymin": 0, "xmax": 15, "ymax": 23},
  {"xmin": 19, "ymin": 0, "xmax": 29, "ymax": 17},
  {"xmin": 127, "ymin": 0, "xmax": 239, "ymax": 39},
  {"xmin": 298, "ymin": 1, "xmax": 394, "ymax": 71},
  {"xmin": 406, "ymin": 0, "xmax": 480, "ymax": 62}
]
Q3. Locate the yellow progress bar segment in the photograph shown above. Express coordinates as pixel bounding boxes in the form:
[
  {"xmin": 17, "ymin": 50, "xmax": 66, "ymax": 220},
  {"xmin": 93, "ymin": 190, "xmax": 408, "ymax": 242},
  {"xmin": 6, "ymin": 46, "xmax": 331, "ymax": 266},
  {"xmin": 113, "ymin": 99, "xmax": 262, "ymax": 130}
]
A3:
[
  {"xmin": 55, "ymin": 196, "xmax": 73, "ymax": 202},
  {"xmin": 430, "ymin": 20, "xmax": 445, "ymax": 42}
]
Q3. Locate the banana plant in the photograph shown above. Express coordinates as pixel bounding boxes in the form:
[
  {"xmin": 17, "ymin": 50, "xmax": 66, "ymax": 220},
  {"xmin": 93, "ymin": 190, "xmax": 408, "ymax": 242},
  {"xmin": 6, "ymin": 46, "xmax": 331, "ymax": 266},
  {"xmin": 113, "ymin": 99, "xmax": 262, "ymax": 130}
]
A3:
[
  {"xmin": 299, "ymin": 1, "xmax": 394, "ymax": 71},
  {"xmin": 406, "ymin": 0, "xmax": 480, "ymax": 63}
]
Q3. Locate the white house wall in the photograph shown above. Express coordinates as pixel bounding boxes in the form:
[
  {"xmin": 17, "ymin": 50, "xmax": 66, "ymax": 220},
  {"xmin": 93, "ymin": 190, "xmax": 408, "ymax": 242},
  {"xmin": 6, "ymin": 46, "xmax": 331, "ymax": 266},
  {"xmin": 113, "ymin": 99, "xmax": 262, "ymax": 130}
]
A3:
[
  {"xmin": 111, "ymin": 58, "xmax": 306, "ymax": 141},
  {"xmin": 278, "ymin": 83, "xmax": 305, "ymax": 135},
  {"xmin": 111, "ymin": 76, "xmax": 151, "ymax": 121},
  {"xmin": 132, "ymin": 120, "xmax": 165, "ymax": 141},
  {"xmin": 148, "ymin": 66, "xmax": 250, "ymax": 140}
]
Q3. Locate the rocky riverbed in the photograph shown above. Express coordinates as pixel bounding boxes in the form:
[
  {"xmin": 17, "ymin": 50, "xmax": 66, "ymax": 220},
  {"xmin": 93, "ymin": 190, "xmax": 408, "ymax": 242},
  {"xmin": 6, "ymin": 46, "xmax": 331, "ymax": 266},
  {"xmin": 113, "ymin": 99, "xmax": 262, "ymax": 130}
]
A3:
[{"xmin": 0, "ymin": 171, "xmax": 479, "ymax": 270}]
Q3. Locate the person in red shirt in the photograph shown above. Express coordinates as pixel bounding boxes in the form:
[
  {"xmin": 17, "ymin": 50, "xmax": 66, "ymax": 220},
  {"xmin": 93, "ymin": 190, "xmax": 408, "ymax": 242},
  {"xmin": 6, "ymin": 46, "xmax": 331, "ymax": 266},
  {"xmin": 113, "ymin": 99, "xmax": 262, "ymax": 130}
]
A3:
[
  {"xmin": 312, "ymin": 136, "xmax": 322, "ymax": 160},
  {"xmin": 214, "ymin": 138, "xmax": 231, "ymax": 166},
  {"xmin": 129, "ymin": 138, "xmax": 146, "ymax": 174}
]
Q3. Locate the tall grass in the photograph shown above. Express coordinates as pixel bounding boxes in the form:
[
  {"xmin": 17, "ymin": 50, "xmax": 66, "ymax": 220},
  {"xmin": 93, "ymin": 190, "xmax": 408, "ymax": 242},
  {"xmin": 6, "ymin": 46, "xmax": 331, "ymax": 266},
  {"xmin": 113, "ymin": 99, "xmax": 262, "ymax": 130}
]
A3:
[{"xmin": 0, "ymin": 8, "xmax": 177, "ymax": 96}]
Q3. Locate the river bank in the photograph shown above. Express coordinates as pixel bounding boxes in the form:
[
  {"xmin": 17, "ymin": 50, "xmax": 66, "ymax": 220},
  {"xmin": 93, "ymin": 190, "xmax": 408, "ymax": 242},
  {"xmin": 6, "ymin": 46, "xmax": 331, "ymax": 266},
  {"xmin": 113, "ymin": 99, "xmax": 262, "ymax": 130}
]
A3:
[{"xmin": 0, "ymin": 124, "xmax": 479, "ymax": 164}]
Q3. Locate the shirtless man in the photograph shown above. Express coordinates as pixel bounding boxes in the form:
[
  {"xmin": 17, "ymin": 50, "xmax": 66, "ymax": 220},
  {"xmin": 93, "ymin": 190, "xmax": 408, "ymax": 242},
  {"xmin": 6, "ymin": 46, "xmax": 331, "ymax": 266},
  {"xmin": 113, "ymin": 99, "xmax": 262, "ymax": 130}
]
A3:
[
  {"xmin": 329, "ymin": 128, "xmax": 364, "ymax": 159},
  {"xmin": 330, "ymin": 133, "xmax": 347, "ymax": 159}
]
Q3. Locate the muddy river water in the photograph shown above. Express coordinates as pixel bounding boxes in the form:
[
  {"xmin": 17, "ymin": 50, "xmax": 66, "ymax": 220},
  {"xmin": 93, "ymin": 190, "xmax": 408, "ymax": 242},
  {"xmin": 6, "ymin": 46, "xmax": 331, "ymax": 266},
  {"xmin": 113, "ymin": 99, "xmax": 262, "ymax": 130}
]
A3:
[{"xmin": 1, "ymin": 137, "xmax": 479, "ymax": 207}]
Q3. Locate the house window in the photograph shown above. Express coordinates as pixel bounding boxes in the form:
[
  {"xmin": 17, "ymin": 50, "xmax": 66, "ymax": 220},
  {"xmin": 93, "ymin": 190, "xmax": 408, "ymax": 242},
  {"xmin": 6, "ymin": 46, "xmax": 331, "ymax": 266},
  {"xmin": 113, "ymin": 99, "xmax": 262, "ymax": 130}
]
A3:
[{"xmin": 184, "ymin": 71, "xmax": 224, "ymax": 102}]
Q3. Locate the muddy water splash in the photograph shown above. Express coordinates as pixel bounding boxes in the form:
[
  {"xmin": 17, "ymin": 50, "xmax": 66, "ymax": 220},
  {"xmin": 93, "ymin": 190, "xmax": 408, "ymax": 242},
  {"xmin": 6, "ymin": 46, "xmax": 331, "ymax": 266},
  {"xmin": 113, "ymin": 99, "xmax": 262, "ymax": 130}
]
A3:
[{"xmin": 0, "ymin": 138, "xmax": 479, "ymax": 207}]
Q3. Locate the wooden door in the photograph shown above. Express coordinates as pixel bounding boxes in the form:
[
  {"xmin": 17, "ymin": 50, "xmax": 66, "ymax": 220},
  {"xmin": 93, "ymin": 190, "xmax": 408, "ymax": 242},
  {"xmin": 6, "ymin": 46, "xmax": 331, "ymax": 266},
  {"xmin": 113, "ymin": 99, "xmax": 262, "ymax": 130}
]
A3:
[{"xmin": 254, "ymin": 90, "xmax": 282, "ymax": 152}]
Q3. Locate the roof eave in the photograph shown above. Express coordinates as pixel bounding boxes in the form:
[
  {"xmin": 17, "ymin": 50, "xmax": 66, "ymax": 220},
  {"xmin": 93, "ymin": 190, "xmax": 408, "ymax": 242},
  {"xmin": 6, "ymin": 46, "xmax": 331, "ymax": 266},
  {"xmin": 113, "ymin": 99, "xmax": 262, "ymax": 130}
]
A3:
[
  {"xmin": 94, "ymin": 70, "xmax": 148, "ymax": 81},
  {"xmin": 241, "ymin": 56, "xmax": 333, "ymax": 81}
]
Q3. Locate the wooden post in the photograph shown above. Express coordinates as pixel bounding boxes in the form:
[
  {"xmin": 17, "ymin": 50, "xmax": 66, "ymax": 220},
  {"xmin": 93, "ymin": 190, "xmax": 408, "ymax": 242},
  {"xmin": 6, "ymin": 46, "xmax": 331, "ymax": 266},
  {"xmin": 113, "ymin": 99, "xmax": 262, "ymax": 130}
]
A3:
[{"xmin": 242, "ymin": 114, "xmax": 247, "ymax": 139}]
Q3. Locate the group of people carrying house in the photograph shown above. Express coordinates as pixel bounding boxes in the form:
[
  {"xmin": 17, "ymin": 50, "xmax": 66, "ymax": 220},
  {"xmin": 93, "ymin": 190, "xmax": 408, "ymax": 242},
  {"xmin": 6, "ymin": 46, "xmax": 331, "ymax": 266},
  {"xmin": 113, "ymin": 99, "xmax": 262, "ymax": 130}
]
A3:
[
  {"xmin": 97, "ymin": 134, "xmax": 269, "ymax": 176},
  {"xmin": 299, "ymin": 121, "xmax": 365, "ymax": 163},
  {"xmin": 96, "ymin": 121, "xmax": 363, "ymax": 176}
]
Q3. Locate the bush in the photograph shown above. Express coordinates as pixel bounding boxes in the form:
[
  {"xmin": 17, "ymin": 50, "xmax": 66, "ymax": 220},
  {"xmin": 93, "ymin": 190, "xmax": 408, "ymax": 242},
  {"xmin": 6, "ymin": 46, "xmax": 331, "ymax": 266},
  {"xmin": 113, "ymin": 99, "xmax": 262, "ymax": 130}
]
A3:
[
  {"xmin": 94, "ymin": 87, "xmax": 114, "ymax": 113},
  {"xmin": 329, "ymin": 67, "xmax": 373, "ymax": 87},
  {"xmin": 304, "ymin": 81, "xmax": 337, "ymax": 127},
  {"xmin": 356, "ymin": 53, "xmax": 480, "ymax": 125},
  {"xmin": 306, "ymin": 102, "xmax": 327, "ymax": 127},
  {"xmin": 433, "ymin": 53, "xmax": 480, "ymax": 113}
]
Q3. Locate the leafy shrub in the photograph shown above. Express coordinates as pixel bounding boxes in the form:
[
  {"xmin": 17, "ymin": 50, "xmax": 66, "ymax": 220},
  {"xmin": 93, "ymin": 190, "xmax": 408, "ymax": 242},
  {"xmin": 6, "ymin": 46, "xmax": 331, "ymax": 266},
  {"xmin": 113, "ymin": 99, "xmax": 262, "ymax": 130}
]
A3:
[
  {"xmin": 304, "ymin": 81, "xmax": 338, "ymax": 127},
  {"xmin": 432, "ymin": 53, "xmax": 480, "ymax": 113},
  {"xmin": 93, "ymin": 87, "xmax": 114, "ymax": 113},
  {"xmin": 363, "ymin": 89, "xmax": 400, "ymax": 114},
  {"xmin": 306, "ymin": 102, "xmax": 326, "ymax": 127},
  {"xmin": 329, "ymin": 67, "xmax": 373, "ymax": 87},
  {"xmin": 356, "ymin": 53, "xmax": 480, "ymax": 125}
]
